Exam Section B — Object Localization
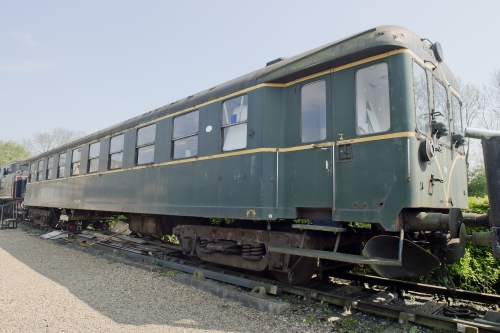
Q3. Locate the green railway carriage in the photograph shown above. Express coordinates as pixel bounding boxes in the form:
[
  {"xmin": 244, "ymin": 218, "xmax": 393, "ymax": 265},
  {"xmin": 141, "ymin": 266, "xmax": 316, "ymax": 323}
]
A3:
[{"xmin": 23, "ymin": 26, "xmax": 468, "ymax": 284}]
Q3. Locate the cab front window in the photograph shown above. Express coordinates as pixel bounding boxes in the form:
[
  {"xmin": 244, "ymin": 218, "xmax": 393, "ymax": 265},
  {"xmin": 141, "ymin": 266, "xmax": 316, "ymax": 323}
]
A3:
[
  {"xmin": 433, "ymin": 79, "xmax": 449, "ymax": 143},
  {"xmin": 413, "ymin": 62, "xmax": 430, "ymax": 135},
  {"xmin": 452, "ymin": 94, "xmax": 464, "ymax": 153},
  {"xmin": 452, "ymin": 95, "xmax": 462, "ymax": 134}
]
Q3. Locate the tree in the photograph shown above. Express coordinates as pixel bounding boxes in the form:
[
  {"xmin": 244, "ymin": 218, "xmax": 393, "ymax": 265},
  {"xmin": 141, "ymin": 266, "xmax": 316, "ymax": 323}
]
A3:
[
  {"xmin": 458, "ymin": 70, "xmax": 500, "ymax": 174},
  {"xmin": 458, "ymin": 72, "xmax": 500, "ymax": 200},
  {"xmin": 490, "ymin": 69, "xmax": 500, "ymax": 124},
  {"xmin": 457, "ymin": 79, "xmax": 488, "ymax": 168},
  {"xmin": 468, "ymin": 165, "xmax": 487, "ymax": 197},
  {"xmin": 23, "ymin": 127, "xmax": 85, "ymax": 156},
  {"xmin": 0, "ymin": 140, "xmax": 31, "ymax": 165}
]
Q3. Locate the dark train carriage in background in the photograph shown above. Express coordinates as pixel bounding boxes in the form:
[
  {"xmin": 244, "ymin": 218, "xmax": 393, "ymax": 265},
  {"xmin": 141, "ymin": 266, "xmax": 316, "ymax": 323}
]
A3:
[
  {"xmin": 23, "ymin": 26, "xmax": 470, "ymax": 284},
  {"xmin": 0, "ymin": 161, "xmax": 28, "ymax": 221}
]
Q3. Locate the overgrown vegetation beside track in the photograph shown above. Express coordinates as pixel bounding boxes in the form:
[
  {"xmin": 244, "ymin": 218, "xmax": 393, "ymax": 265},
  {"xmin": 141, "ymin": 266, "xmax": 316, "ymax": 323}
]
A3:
[{"xmin": 448, "ymin": 196, "xmax": 500, "ymax": 293}]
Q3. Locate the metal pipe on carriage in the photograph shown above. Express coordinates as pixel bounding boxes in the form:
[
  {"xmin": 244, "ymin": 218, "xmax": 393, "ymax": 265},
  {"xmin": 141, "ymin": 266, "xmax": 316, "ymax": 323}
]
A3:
[
  {"xmin": 462, "ymin": 213, "xmax": 489, "ymax": 228},
  {"xmin": 464, "ymin": 127, "xmax": 500, "ymax": 139},
  {"xmin": 404, "ymin": 212, "xmax": 449, "ymax": 232}
]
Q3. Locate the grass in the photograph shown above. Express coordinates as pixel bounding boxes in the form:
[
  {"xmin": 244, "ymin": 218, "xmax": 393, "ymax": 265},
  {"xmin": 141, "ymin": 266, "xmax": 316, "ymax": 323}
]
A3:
[
  {"xmin": 335, "ymin": 316, "xmax": 391, "ymax": 333},
  {"xmin": 157, "ymin": 268, "xmax": 181, "ymax": 277},
  {"xmin": 218, "ymin": 303, "xmax": 231, "ymax": 310}
]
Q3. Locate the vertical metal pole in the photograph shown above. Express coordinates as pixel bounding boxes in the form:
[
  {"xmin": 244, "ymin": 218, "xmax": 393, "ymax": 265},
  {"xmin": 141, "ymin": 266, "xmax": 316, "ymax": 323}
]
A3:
[
  {"xmin": 398, "ymin": 229, "xmax": 404, "ymax": 262},
  {"xmin": 407, "ymin": 137, "xmax": 411, "ymax": 182},
  {"xmin": 275, "ymin": 150, "xmax": 279, "ymax": 212},
  {"xmin": 331, "ymin": 143, "xmax": 336, "ymax": 212},
  {"xmin": 482, "ymin": 136, "xmax": 500, "ymax": 257},
  {"xmin": 333, "ymin": 233, "xmax": 341, "ymax": 253}
]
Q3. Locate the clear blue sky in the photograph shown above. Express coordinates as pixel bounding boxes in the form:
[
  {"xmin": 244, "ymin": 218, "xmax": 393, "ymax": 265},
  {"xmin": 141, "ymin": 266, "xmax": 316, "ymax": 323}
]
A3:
[{"xmin": 1, "ymin": 0, "xmax": 498, "ymax": 144}]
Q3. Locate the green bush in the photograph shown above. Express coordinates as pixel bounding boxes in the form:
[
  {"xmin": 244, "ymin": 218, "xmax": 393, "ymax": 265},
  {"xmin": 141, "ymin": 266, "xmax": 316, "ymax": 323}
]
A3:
[
  {"xmin": 210, "ymin": 218, "xmax": 234, "ymax": 225},
  {"xmin": 468, "ymin": 166, "xmax": 488, "ymax": 197},
  {"xmin": 465, "ymin": 196, "xmax": 489, "ymax": 214},
  {"xmin": 108, "ymin": 214, "xmax": 127, "ymax": 230},
  {"xmin": 447, "ymin": 196, "xmax": 500, "ymax": 293}
]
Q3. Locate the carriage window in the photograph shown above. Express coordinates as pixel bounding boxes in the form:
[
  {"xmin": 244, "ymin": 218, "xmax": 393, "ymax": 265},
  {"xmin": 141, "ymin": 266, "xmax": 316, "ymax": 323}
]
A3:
[
  {"xmin": 58, "ymin": 153, "xmax": 66, "ymax": 178},
  {"xmin": 356, "ymin": 63, "xmax": 390, "ymax": 135},
  {"xmin": 301, "ymin": 81, "xmax": 326, "ymax": 143},
  {"xmin": 71, "ymin": 148, "xmax": 81, "ymax": 176},
  {"xmin": 29, "ymin": 162, "xmax": 36, "ymax": 182},
  {"xmin": 433, "ymin": 79, "xmax": 449, "ymax": 142},
  {"xmin": 173, "ymin": 111, "xmax": 199, "ymax": 159},
  {"xmin": 47, "ymin": 156, "xmax": 54, "ymax": 180},
  {"xmin": 110, "ymin": 134, "xmax": 124, "ymax": 169},
  {"xmin": 136, "ymin": 125, "xmax": 155, "ymax": 165},
  {"xmin": 88, "ymin": 142, "xmax": 100, "ymax": 173},
  {"xmin": 37, "ymin": 160, "xmax": 44, "ymax": 181},
  {"xmin": 222, "ymin": 95, "xmax": 248, "ymax": 150},
  {"xmin": 452, "ymin": 94, "xmax": 464, "ymax": 153},
  {"xmin": 413, "ymin": 62, "xmax": 430, "ymax": 135},
  {"xmin": 452, "ymin": 95, "xmax": 462, "ymax": 134}
]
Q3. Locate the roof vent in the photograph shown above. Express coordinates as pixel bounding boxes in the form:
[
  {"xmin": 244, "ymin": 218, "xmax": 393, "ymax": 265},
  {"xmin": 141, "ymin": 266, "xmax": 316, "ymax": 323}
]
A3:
[{"xmin": 266, "ymin": 57, "xmax": 287, "ymax": 67}]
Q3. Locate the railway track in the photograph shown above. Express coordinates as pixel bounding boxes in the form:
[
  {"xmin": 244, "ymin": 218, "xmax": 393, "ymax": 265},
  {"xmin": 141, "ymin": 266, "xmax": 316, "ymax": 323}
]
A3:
[
  {"xmin": 336, "ymin": 272, "xmax": 500, "ymax": 305},
  {"xmin": 20, "ymin": 221, "xmax": 500, "ymax": 333}
]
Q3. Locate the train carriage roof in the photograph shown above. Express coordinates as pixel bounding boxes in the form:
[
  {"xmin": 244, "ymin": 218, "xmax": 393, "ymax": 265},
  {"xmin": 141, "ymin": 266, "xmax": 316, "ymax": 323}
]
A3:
[
  {"xmin": 26, "ymin": 25, "xmax": 458, "ymax": 162},
  {"xmin": 1, "ymin": 161, "xmax": 27, "ymax": 175}
]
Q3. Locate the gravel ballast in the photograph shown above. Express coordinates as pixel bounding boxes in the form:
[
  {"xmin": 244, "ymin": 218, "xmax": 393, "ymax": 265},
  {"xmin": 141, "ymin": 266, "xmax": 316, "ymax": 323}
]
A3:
[
  {"xmin": 0, "ymin": 227, "xmax": 443, "ymax": 333},
  {"xmin": 0, "ymin": 227, "xmax": 339, "ymax": 333}
]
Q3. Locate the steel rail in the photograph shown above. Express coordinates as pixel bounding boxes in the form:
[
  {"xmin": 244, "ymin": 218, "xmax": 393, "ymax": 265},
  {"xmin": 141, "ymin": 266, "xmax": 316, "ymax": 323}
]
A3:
[{"xmin": 336, "ymin": 272, "xmax": 500, "ymax": 305}]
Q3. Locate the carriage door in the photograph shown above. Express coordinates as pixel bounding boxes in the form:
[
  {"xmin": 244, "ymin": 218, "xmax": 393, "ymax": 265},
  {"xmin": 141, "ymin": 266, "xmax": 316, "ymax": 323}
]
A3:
[{"xmin": 293, "ymin": 78, "xmax": 333, "ymax": 216}]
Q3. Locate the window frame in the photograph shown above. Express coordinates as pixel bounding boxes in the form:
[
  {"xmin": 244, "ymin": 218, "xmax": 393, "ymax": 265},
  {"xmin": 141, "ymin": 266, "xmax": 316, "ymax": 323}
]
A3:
[
  {"xmin": 29, "ymin": 162, "xmax": 37, "ymax": 182},
  {"xmin": 451, "ymin": 94, "xmax": 462, "ymax": 134},
  {"xmin": 221, "ymin": 95, "xmax": 248, "ymax": 151},
  {"xmin": 46, "ymin": 156, "xmax": 54, "ymax": 180},
  {"xmin": 37, "ymin": 159, "xmax": 44, "ymax": 181},
  {"xmin": 300, "ymin": 80, "xmax": 327, "ymax": 143},
  {"xmin": 57, "ymin": 153, "xmax": 66, "ymax": 178},
  {"xmin": 136, "ymin": 124, "xmax": 156, "ymax": 165},
  {"xmin": 88, "ymin": 142, "xmax": 100, "ymax": 173},
  {"xmin": 355, "ymin": 62, "xmax": 391, "ymax": 136},
  {"xmin": 172, "ymin": 110, "xmax": 199, "ymax": 159},
  {"xmin": 412, "ymin": 61, "xmax": 431, "ymax": 136},
  {"xmin": 71, "ymin": 148, "xmax": 81, "ymax": 176},
  {"xmin": 451, "ymin": 94, "xmax": 464, "ymax": 153},
  {"xmin": 433, "ymin": 78, "xmax": 450, "ymax": 143},
  {"xmin": 109, "ymin": 134, "xmax": 125, "ymax": 169}
]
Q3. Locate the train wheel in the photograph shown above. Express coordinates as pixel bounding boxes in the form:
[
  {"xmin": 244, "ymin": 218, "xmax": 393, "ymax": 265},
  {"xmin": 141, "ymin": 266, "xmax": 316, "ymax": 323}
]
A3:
[
  {"xmin": 273, "ymin": 255, "xmax": 317, "ymax": 285},
  {"xmin": 100, "ymin": 222, "xmax": 109, "ymax": 230},
  {"xmin": 47, "ymin": 216, "xmax": 58, "ymax": 229}
]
